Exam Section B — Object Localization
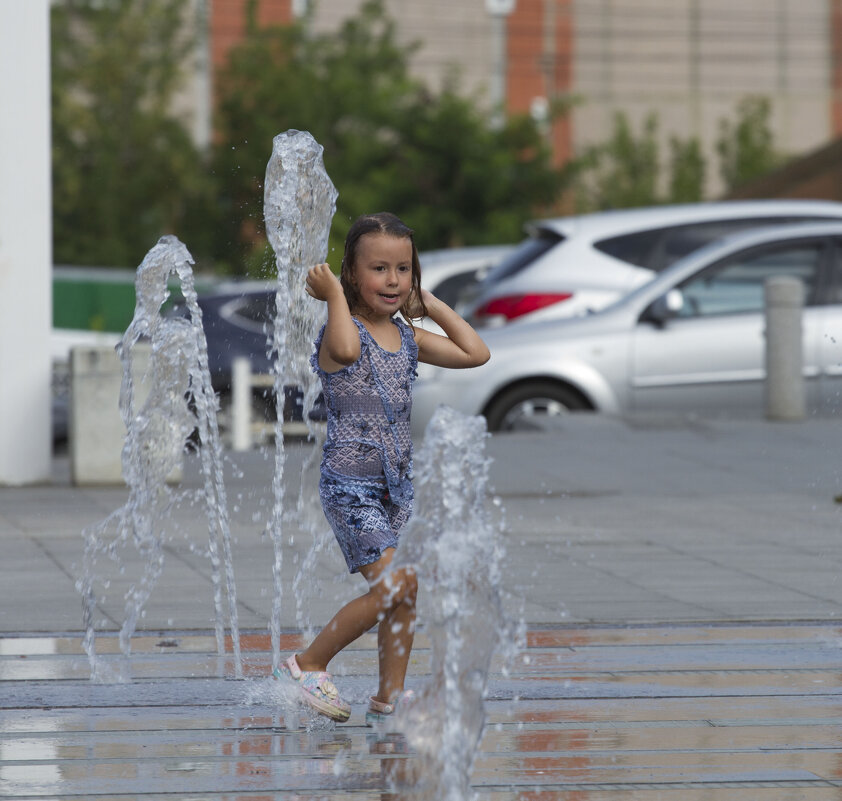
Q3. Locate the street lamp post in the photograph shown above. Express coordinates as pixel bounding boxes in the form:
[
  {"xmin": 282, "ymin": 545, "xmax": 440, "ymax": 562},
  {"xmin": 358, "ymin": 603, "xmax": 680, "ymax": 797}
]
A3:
[{"xmin": 486, "ymin": 0, "xmax": 517, "ymax": 125}]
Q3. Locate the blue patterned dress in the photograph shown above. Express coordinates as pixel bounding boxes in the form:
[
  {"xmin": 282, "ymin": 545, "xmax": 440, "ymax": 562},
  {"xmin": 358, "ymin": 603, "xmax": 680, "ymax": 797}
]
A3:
[{"xmin": 311, "ymin": 317, "xmax": 418, "ymax": 573}]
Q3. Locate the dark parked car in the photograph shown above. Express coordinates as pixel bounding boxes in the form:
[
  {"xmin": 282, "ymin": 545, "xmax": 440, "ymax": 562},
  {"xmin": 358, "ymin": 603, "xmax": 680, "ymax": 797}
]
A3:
[{"xmin": 169, "ymin": 282, "xmax": 322, "ymax": 429}]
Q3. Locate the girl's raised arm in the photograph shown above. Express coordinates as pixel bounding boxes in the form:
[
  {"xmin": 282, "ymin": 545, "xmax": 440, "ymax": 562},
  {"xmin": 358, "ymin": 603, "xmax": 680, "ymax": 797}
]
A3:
[
  {"xmin": 413, "ymin": 289, "xmax": 490, "ymax": 369},
  {"xmin": 305, "ymin": 263, "xmax": 360, "ymax": 371}
]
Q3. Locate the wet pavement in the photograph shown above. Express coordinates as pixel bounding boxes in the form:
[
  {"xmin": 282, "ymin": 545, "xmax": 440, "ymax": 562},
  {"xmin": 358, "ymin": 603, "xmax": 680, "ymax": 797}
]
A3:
[
  {"xmin": 2, "ymin": 415, "xmax": 842, "ymax": 797},
  {"xmin": 1, "ymin": 623, "xmax": 841, "ymax": 798}
]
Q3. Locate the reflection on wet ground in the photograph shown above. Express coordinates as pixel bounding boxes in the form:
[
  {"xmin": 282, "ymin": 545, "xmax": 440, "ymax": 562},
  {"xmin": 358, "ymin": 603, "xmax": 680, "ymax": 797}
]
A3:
[{"xmin": 1, "ymin": 623, "xmax": 841, "ymax": 799}]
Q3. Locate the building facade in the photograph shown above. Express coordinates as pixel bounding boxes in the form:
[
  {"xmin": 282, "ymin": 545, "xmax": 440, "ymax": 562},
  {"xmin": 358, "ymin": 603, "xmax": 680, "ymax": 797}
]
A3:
[{"xmin": 203, "ymin": 0, "xmax": 842, "ymax": 195}]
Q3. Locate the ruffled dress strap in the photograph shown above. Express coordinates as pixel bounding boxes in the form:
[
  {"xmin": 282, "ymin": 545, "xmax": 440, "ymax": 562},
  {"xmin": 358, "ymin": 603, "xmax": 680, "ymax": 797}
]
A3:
[
  {"xmin": 310, "ymin": 319, "xmax": 369, "ymax": 378},
  {"xmin": 393, "ymin": 317, "xmax": 419, "ymax": 380}
]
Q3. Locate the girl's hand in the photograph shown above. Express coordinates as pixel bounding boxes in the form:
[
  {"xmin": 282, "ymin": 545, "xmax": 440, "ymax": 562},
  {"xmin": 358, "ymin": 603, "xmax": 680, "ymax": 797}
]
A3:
[
  {"xmin": 305, "ymin": 263, "xmax": 342, "ymax": 302},
  {"xmin": 405, "ymin": 287, "xmax": 435, "ymax": 319},
  {"xmin": 413, "ymin": 288, "xmax": 490, "ymax": 369}
]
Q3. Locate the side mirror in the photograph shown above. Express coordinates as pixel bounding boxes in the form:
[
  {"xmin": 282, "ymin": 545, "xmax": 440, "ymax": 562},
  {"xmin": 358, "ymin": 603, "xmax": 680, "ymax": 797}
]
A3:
[{"xmin": 643, "ymin": 288, "xmax": 684, "ymax": 326}]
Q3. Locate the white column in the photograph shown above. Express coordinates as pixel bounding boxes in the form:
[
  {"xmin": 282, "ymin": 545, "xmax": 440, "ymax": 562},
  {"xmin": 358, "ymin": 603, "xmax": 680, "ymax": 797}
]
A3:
[
  {"xmin": 0, "ymin": 1, "xmax": 52, "ymax": 485},
  {"xmin": 231, "ymin": 357, "xmax": 253, "ymax": 452}
]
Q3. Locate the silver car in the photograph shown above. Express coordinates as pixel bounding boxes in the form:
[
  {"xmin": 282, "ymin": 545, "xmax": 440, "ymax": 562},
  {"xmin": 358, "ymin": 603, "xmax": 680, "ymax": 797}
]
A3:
[
  {"xmin": 413, "ymin": 222, "xmax": 842, "ymax": 433},
  {"xmin": 463, "ymin": 200, "xmax": 842, "ymax": 328}
]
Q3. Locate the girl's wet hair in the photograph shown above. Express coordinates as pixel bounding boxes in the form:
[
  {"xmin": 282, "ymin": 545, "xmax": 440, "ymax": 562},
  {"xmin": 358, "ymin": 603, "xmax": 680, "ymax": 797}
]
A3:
[{"xmin": 340, "ymin": 212, "xmax": 428, "ymax": 322}]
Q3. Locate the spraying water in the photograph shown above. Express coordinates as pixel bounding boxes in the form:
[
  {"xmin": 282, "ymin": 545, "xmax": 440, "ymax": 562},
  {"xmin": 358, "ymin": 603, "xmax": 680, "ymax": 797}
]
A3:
[
  {"xmin": 263, "ymin": 130, "xmax": 338, "ymax": 671},
  {"xmin": 73, "ymin": 134, "xmax": 509, "ymax": 795},
  {"xmin": 387, "ymin": 405, "xmax": 517, "ymax": 800},
  {"xmin": 78, "ymin": 235, "xmax": 242, "ymax": 678}
]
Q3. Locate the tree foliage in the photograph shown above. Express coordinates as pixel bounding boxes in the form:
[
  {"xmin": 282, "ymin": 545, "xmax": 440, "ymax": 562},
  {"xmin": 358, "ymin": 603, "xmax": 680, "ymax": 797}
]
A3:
[
  {"xmin": 51, "ymin": 0, "xmax": 214, "ymax": 267},
  {"xmin": 716, "ymin": 96, "xmax": 784, "ymax": 192},
  {"xmin": 668, "ymin": 136, "xmax": 706, "ymax": 204},
  {"xmin": 575, "ymin": 113, "xmax": 662, "ymax": 209},
  {"xmin": 574, "ymin": 96, "xmax": 783, "ymax": 212},
  {"xmin": 213, "ymin": 0, "xmax": 563, "ymax": 275}
]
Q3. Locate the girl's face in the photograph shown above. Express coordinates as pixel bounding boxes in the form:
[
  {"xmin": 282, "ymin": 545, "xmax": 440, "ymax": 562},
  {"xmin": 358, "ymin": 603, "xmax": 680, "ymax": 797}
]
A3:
[{"xmin": 350, "ymin": 233, "xmax": 414, "ymax": 318}]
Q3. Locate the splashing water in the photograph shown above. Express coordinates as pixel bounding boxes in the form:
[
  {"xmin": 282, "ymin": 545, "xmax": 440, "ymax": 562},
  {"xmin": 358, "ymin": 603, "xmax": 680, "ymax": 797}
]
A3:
[
  {"xmin": 78, "ymin": 235, "xmax": 242, "ymax": 678},
  {"xmin": 73, "ymin": 135, "xmax": 511, "ymax": 794},
  {"xmin": 263, "ymin": 130, "xmax": 338, "ymax": 670},
  {"xmin": 389, "ymin": 405, "xmax": 518, "ymax": 801}
]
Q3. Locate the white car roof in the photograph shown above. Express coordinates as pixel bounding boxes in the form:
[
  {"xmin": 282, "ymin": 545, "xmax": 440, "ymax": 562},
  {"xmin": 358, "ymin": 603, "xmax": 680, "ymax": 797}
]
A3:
[
  {"xmin": 533, "ymin": 200, "xmax": 842, "ymax": 240},
  {"xmin": 420, "ymin": 244, "xmax": 514, "ymax": 267}
]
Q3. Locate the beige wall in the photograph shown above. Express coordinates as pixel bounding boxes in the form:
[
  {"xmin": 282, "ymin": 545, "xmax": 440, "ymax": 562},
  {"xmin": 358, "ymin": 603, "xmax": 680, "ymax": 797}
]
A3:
[
  {"xmin": 571, "ymin": 0, "xmax": 832, "ymax": 195},
  {"xmin": 307, "ymin": 0, "xmax": 499, "ymax": 101},
  {"xmin": 195, "ymin": 0, "xmax": 835, "ymax": 197}
]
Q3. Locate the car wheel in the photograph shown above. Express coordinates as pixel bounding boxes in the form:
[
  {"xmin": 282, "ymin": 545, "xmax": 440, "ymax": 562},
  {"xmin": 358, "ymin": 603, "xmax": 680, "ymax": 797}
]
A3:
[{"xmin": 484, "ymin": 381, "xmax": 588, "ymax": 432}]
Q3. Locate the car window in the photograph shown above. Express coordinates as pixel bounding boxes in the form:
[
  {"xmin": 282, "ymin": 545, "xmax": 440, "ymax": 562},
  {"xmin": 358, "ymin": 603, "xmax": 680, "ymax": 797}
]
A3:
[
  {"xmin": 676, "ymin": 241, "xmax": 824, "ymax": 318},
  {"xmin": 481, "ymin": 231, "xmax": 561, "ymax": 285},
  {"xmin": 597, "ymin": 216, "xmax": 841, "ymax": 273},
  {"xmin": 429, "ymin": 269, "xmax": 480, "ymax": 308},
  {"xmin": 593, "ymin": 229, "xmax": 663, "ymax": 268},
  {"xmin": 659, "ymin": 220, "xmax": 776, "ymax": 266}
]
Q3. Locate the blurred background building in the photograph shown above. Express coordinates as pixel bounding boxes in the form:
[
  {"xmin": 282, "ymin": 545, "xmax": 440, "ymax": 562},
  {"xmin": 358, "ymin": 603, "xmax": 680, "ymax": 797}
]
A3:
[
  {"xmin": 25, "ymin": 0, "xmax": 842, "ymax": 478},
  {"xmin": 200, "ymin": 0, "xmax": 841, "ymax": 195},
  {"xmin": 44, "ymin": 0, "xmax": 842, "ymax": 332}
]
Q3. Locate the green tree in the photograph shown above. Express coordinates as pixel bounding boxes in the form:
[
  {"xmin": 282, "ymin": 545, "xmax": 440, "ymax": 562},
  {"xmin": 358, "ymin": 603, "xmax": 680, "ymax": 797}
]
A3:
[
  {"xmin": 716, "ymin": 96, "xmax": 784, "ymax": 193},
  {"xmin": 575, "ymin": 113, "xmax": 661, "ymax": 210},
  {"xmin": 213, "ymin": 0, "xmax": 563, "ymax": 275},
  {"xmin": 668, "ymin": 136, "xmax": 706, "ymax": 203},
  {"xmin": 51, "ymin": 0, "xmax": 214, "ymax": 267},
  {"xmin": 574, "ymin": 112, "xmax": 707, "ymax": 210}
]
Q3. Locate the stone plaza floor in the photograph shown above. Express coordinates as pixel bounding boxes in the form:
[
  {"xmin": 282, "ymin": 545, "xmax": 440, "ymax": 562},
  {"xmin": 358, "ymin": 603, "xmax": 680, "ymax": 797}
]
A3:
[
  {"xmin": 1, "ymin": 622, "xmax": 841, "ymax": 798},
  {"xmin": 3, "ymin": 416, "xmax": 842, "ymax": 797}
]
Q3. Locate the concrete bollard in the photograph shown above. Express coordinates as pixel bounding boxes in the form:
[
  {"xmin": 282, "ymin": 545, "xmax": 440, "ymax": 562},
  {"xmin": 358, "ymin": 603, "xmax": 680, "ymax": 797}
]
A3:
[
  {"xmin": 69, "ymin": 344, "xmax": 182, "ymax": 485},
  {"xmin": 70, "ymin": 345, "xmax": 146, "ymax": 484},
  {"xmin": 231, "ymin": 357, "xmax": 253, "ymax": 452},
  {"xmin": 764, "ymin": 276, "xmax": 805, "ymax": 421}
]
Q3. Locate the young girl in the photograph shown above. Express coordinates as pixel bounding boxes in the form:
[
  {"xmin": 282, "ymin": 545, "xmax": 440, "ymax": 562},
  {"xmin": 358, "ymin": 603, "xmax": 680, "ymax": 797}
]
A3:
[{"xmin": 274, "ymin": 212, "xmax": 490, "ymax": 724}]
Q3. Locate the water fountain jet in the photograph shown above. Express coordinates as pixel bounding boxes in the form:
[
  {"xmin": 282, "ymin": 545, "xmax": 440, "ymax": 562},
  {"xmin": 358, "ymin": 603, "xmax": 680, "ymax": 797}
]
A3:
[
  {"xmin": 262, "ymin": 130, "xmax": 337, "ymax": 671},
  {"xmin": 385, "ymin": 405, "xmax": 518, "ymax": 800},
  {"xmin": 78, "ymin": 235, "xmax": 241, "ymax": 678}
]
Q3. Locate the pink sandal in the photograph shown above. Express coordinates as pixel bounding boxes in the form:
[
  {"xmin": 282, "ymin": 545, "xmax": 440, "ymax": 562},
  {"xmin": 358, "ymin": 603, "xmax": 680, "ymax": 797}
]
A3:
[
  {"xmin": 273, "ymin": 654, "xmax": 351, "ymax": 722},
  {"xmin": 365, "ymin": 689, "xmax": 416, "ymax": 727}
]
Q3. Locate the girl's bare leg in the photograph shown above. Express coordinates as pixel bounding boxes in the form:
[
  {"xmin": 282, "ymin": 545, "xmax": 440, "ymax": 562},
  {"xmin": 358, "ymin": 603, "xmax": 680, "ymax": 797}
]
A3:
[
  {"xmin": 375, "ymin": 586, "xmax": 416, "ymax": 704},
  {"xmin": 296, "ymin": 548, "xmax": 416, "ymax": 699}
]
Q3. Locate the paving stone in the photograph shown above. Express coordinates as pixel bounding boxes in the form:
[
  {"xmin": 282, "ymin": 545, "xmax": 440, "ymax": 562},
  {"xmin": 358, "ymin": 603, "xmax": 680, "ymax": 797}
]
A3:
[
  {"xmin": 3, "ymin": 418, "xmax": 842, "ymax": 795},
  {"xmin": 1, "ymin": 624, "xmax": 841, "ymax": 798}
]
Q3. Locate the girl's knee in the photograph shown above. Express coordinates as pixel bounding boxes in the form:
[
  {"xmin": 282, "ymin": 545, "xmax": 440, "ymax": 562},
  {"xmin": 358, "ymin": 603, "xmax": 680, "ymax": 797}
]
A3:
[
  {"xmin": 401, "ymin": 568, "xmax": 418, "ymax": 605},
  {"xmin": 377, "ymin": 566, "xmax": 417, "ymax": 607}
]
